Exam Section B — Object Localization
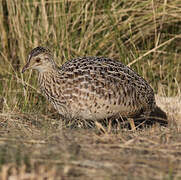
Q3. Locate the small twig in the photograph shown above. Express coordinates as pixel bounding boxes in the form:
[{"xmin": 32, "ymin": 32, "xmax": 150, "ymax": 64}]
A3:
[{"xmin": 128, "ymin": 35, "xmax": 181, "ymax": 67}]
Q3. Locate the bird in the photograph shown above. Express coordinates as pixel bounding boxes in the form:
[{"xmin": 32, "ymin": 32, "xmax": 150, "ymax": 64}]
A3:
[{"xmin": 22, "ymin": 46, "xmax": 156, "ymax": 129}]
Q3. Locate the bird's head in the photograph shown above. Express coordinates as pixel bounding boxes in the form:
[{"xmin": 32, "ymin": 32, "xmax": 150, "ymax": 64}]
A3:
[{"xmin": 22, "ymin": 46, "xmax": 55, "ymax": 73}]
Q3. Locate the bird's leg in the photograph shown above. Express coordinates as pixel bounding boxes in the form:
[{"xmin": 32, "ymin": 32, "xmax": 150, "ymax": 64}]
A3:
[{"xmin": 128, "ymin": 118, "xmax": 136, "ymax": 131}]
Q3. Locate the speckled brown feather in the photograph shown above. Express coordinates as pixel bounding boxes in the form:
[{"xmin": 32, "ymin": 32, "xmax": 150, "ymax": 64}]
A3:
[{"xmin": 23, "ymin": 47, "xmax": 156, "ymax": 120}]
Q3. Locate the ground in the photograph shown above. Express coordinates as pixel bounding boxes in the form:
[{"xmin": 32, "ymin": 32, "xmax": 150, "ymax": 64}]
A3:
[{"xmin": 0, "ymin": 96, "xmax": 181, "ymax": 180}]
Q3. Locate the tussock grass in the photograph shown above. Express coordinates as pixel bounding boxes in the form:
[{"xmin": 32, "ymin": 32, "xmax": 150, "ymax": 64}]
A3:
[
  {"xmin": 0, "ymin": 0, "xmax": 181, "ymax": 179},
  {"xmin": 0, "ymin": 0, "xmax": 180, "ymax": 113}
]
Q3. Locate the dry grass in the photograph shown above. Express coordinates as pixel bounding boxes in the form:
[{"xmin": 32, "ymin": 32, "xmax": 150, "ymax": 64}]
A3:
[
  {"xmin": 0, "ymin": 96, "xmax": 180, "ymax": 179},
  {"xmin": 0, "ymin": 0, "xmax": 181, "ymax": 179},
  {"xmin": 0, "ymin": 0, "xmax": 180, "ymax": 113}
]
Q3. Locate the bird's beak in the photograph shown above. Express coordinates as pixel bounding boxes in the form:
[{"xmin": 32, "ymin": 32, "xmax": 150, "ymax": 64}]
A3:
[
  {"xmin": 22, "ymin": 55, "xmax": 32, "ymax": 73},
  {"xmin": 22, "ymin": 62, "xmax": 30, "ymax": 73}
]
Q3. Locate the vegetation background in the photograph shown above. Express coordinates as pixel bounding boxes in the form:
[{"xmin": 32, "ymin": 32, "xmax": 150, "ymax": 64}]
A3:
[{"xmin": 0, "ymin": 0, "xmax": 180, "ymax": 179}]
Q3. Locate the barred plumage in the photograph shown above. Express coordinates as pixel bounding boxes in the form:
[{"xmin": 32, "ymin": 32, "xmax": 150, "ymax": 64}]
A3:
[{"xmin": 22, "ymin": 46, "xmax": 156, "ymax": 122}]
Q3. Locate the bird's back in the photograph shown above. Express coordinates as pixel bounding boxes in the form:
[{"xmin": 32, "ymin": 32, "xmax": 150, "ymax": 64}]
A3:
[{"xmin": 39, "ymin": 57, "xmax": 156, "ymax": 120}]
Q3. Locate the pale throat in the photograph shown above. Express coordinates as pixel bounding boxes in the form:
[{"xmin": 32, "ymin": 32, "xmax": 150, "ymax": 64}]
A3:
[{"xmin": 36, "ymin": 63, "xmax": 58, "ymax": 73}]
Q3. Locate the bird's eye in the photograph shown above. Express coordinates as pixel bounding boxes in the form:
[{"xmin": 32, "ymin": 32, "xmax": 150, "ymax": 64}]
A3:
[{"xmin": 36, "ymin": 58, "xmax": 41, "ymax": 63}]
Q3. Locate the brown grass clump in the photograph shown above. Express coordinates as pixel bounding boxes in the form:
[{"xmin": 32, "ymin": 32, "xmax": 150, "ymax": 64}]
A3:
[{"xmin": 0, "ymin": 164, "xmax": 57, "ymax": 180}]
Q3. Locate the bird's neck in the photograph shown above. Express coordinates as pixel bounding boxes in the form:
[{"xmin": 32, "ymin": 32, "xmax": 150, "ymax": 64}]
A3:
[
  {"xmin": 38, "ymin": 65, "xmax": 60, "ymax": 86},
  {"xmin": 37, "ymin": 62, "xmax": 59, "ymax": 73}
]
